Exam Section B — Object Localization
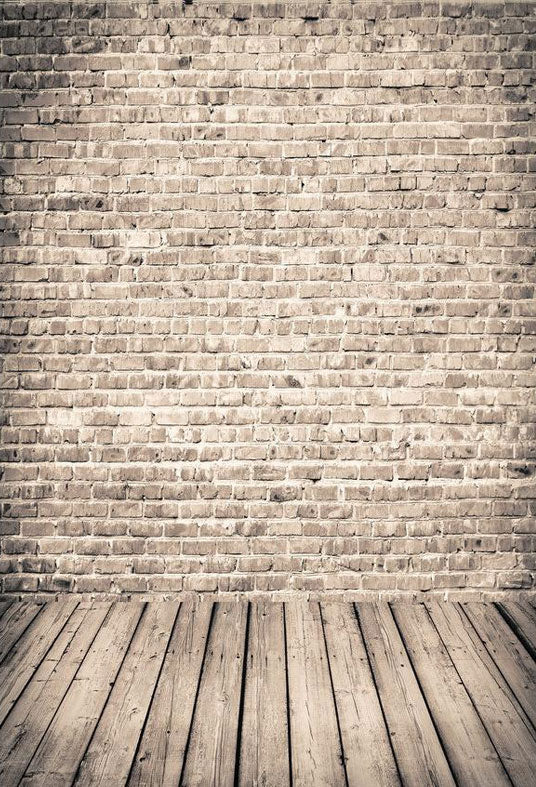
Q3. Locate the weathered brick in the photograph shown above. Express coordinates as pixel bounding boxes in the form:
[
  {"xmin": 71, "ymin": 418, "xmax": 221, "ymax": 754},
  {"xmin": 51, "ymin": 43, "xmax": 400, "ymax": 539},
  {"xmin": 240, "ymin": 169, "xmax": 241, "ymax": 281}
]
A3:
[{"xmin": 0, "ymin": 0, "xmax": 534, "ymax": 601}]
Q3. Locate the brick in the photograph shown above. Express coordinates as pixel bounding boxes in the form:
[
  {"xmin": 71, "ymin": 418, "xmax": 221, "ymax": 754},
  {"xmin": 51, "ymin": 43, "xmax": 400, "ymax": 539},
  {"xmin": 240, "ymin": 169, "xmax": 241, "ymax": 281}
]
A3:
[{"xmin": 0, "ymin": 0, "xmax": 534, "ymax": 601}]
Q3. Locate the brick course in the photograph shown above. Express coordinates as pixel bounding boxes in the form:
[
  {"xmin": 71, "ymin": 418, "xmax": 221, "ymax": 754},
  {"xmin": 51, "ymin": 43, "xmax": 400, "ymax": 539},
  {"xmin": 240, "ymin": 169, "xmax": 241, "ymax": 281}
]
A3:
[{"xmin": 1, "ymin": 0, "xmax": 535, "ymax": 599}]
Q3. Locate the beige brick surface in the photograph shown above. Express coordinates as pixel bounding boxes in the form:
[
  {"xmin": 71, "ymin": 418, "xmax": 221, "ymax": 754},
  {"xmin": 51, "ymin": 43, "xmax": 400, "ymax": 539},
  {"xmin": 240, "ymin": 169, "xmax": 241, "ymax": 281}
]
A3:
[{"xmin": 0, "ymin": 1, "xmax": 535, "ymax": 599}]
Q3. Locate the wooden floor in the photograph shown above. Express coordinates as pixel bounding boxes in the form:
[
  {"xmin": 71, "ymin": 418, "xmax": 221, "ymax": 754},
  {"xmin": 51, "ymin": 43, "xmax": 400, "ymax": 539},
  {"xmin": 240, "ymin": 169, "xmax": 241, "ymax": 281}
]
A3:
[{"xmin": 0, "ymin": 601, "xmax": 536, "ymax": 786}]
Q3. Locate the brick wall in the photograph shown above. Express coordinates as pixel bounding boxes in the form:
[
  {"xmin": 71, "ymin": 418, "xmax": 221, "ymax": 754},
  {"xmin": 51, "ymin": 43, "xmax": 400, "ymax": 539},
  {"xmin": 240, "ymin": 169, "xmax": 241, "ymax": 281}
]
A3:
[{"xmin": 1, "ymin": 0, "xmax": 535, "ymax": 600}]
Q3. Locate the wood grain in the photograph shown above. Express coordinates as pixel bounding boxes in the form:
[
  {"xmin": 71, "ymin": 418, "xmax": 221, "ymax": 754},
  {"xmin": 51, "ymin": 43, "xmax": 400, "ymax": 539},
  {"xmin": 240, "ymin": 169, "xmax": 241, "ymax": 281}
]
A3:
[
  {"xmin": 393, "ymin": 603, "xmax": 510, "ymax": 787},
  {"xmin": 322, "ymin": 603, "xmax": 400, "ymax": 787},
  {"xmin": 0, "ymin": 604, "xmax": 110, "ymax": 787},
  {"xmin": 238, "ymin": 602, "xmax": 290, "ymax": 787},
  {"xmin": 0, "ymin": 601, "xmax": 534, "ymax": 787},
  {"xmin": 0, "ymin": 603, "xmax": 43, "ymax": 664},
  {"xmin": 286, "ymin": 601, "xmax": 346, "ymax": 787},
  {"xmin": 498, "ymin": 601, "xmax": 536, "ymax": 662},
  {"xmin": 357, "ymin": 603, "xmax": 455, "ymax": 787},
  {"xmin": 180, "ymin": 602, "xmax": 248, "ymax": 787},
  {"xmin": 0, "ymin": 598, "xmax": 78, "ymax": 726},
  {"xmin": 19, "ymin": 603, "xmax": 144, "ymax": 787},
  {"xmin": 464, "ymin": 602, "xmax": 536, "ymax": 731},
  {"xmin": 128, "ymin": 599, "xmax": 213, "ymax": 787},
  {"xmin": 428, "ymin": 602, "xmax": 536, "ymax": 787},
  {"xmin": 74, "ymin": 602, "xmax": 179, "ymax": 787}
]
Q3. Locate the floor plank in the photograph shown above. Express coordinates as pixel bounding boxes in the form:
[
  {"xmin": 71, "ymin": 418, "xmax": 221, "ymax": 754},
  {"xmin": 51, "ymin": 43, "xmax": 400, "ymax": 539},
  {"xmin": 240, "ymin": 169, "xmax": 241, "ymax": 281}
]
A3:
[
  {"xmin": 180, "ymin": 602, "xmax": 248, "ymax": 787},
  {"xmin": 392, "ymin": 604, "xmax": 510, "ymax": 787},
  {"xmin": 19, "ymin": 602, "xmax": 144, "ymax": 787},
  {"xmin": 357, "ymin": 603, "xmax": 455, "ymax": 787},
  {"xmin": 322, "ymin": 603, "xmax": 400, "ymax": 787},
  {"xmin": 518, "ymin": 599, "xmax": 536, "ymax": 623},
  {"xmin": 128, "ymin": 600, "xmax": 213, "ymax": 787},
  {"xmin": 0, "ymin": 600, "xmax": 535, "ymax": 787},
  {"xmin": 0, "ymin": 603, "xmax": 43, "ymax": 664},
  {"xmin": 0, "ymin": 601, "xmax": 12, "ymax": 620},
  {"xmin": 498, "ymin": 601, "xmax": 536, "ymax": 662},
  {"xmin": 286, "ymin": 601, "xmax": 346, "ymax": 787},
  {"xmin": 464, "ymin": 603, "xmax": 536, "ymax": 732},
  {"xmin": 0, "ymin": 599, "xmax": 79, "ymax": 727},
  {"xmin": 238, "ymin": 602, "xmax": 290, "ymax": 787},
  {"xmin": 428, "ymin": 602, "xmax": 536, "ymax": 787},
  {"xmin": 0, "ymin": 604, "xmax": 110, "ymax": 787},
  {"xmin": 73, "ymin": 602, "xmax": 179, "ymax": 787},
  {"xmin": 0, "ymin": 601, "xmax": 21, "ymax": 637}
]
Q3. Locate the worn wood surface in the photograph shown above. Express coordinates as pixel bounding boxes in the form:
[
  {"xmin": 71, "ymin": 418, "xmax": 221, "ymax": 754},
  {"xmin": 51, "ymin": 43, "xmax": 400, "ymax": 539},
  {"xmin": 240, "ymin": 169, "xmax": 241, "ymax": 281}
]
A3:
[
  {"xmin": 358, "ymin": 603, "xmax": 455, "ymax": 787},
  {"xmin": 0, "ymin": 603, "xmax": 43, "ymax": 664},
  {"xmin": 20, "ymin": 603, "xmax": 143, "ymax": 787},
  {"xmin": 238, "ymin": 602, "xmax": 290, "ymax": 787},
  {"xmin": 0, "ymin": 599, "xmax": 78, "ymax": 727},
  {"xmin": 0, "ymin": 604, "xmax": 110, "ymax": 787},
  {"xmin": 180, "ymin": 603, "xmax": 248, "ymax": 787},
  {"xmin": 463, "ymin": 602, "xmax": 536, "ymax": 731},
  {"xmin": 129, "ymin": 599, "xmax": 213, "ymax": 787},
  {"xmin": 286, "ymin": 601, "xmax": 346, "ymax": 786},
  {"xmin": 392, "ymin": 604, "xmax": 510, "ymax": 787},
  {"xmin": 0, "ymin": 601, "xmax": 535, "ymax": 787},
  {"xmin": 322, "ymin": 603, "xmax": 400, "ymax": 787},
  {"xmin": 498, "ymin": 601, "xmax": 536, "ymax": 662},
  {"xmin": 428, "ymin": 602, "xmax": 536, "ymax": 787},
  {"xmin": 74, "ymin": 602, "xmax": 178, "ymax": 787}
]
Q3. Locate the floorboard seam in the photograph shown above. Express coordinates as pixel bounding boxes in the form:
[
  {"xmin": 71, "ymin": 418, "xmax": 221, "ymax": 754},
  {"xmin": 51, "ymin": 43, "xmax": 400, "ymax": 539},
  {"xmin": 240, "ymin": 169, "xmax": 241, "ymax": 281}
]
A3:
[
  {"xmin": 3, "ymin": 602, "xmax": 536, "ymax": 787},
  {"xmin": 0, "ymin": 601, "xmax": 81, "ymax": 731},
  {"xmin": 13, "ymin": 604, "xmax": 113, "ymax": 785},
  {"xmin": 459, "ymin": 604, "xmax": 536, "ymax": 741},
  {"xmin": 178, "ymin": 601, "xmax": 216, "ymax": 787},
  {"xmin": 282, "ymin": 603, "xmax": 294, "ymax": 787},
  {"xmin": 352, "ymin": 603, "xmax": 404, "ymax": 787},
  {"xmin": 495, "ymin": 602, "xmax": 536, "ymax": 663},
  {"xmin": 0, "ymin": 605, "xmax": 44, "ymax": 668},
  {"xmin": 124, "ymin": 602, "xmax": 182, "ymax": 787},
  {"xmin": 425, "ymin": 604, "xmax": 515, "ymax": 787},
  {"xmin": 390, "ymin": 604, "xmax": 459, "ymax": 787},
  {"xmin": 70, "ymin": 602, "xmax": 147, "ymax": 787},
  {"xmin": 319, "ymin": 603, "xmax": 349, "ymax": 787},
  {"xmin": 233, "ymin": 601, "xmax": 251, "ymax": 787}
]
